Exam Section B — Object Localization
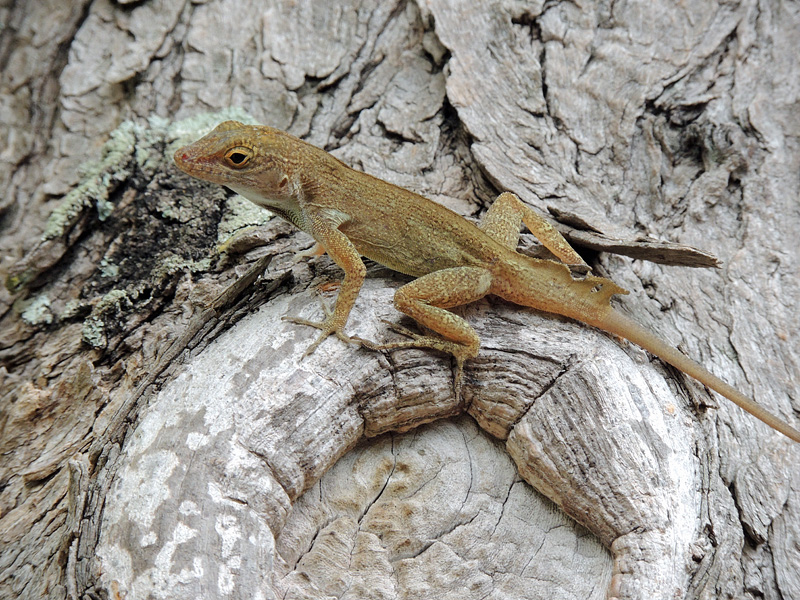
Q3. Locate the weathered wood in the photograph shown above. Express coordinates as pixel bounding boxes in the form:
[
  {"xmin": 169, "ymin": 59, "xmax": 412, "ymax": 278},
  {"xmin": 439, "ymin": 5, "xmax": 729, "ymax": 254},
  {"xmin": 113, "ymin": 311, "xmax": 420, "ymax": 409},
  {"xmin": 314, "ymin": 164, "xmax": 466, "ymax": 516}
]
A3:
[{"xmin": 1, "ymin": 1, "xmax": 799, "ymax": 599}]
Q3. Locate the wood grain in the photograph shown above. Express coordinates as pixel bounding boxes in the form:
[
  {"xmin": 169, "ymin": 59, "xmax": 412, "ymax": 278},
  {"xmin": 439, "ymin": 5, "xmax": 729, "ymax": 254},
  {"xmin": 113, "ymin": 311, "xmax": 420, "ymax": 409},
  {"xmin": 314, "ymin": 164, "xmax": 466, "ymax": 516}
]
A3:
[{"xmin": 1, "ymin": 1, "xmax": 799, "ymax": 599}]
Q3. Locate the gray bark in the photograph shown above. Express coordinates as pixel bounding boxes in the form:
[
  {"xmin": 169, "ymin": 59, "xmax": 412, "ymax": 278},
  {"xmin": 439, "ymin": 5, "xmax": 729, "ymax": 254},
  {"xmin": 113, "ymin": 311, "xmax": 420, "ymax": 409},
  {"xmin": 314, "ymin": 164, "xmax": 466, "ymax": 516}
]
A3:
[{"xmin": 2, "ymin": 1, "xmax": 799, "ymax": 599}]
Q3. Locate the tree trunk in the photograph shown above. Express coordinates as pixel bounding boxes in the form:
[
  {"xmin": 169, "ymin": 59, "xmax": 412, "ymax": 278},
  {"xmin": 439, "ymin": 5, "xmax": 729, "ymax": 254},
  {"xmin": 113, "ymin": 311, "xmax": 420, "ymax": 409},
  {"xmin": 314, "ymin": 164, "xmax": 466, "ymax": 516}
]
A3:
[{"xmin": 2, "ymin": 1, "xmax": 799, "ymax": 599}]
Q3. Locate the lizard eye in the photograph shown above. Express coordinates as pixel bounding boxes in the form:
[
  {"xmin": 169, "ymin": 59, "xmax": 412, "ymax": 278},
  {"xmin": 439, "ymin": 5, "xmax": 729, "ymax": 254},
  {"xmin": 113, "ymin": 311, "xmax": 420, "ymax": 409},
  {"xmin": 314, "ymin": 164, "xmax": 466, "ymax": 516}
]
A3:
[{"xmin": 224, "ymin": 147, "xmax": 253, "ymax": 168}]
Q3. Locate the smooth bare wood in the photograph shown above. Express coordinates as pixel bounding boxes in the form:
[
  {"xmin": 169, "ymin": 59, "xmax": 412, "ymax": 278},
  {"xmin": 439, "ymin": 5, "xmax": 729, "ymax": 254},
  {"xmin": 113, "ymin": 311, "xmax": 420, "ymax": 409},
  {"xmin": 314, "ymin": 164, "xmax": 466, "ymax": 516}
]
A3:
[{"xmin": 1, "ymin": 1, "xmax": 799, "ymax": 599}]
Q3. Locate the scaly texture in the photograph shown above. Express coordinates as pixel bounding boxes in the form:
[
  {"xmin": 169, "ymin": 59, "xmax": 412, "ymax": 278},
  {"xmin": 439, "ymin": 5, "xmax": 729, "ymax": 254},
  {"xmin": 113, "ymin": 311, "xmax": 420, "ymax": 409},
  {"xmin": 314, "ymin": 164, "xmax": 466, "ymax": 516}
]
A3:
[{"xmin": 2, "ymin": 1, "xmax": 800, "ymax": 599}]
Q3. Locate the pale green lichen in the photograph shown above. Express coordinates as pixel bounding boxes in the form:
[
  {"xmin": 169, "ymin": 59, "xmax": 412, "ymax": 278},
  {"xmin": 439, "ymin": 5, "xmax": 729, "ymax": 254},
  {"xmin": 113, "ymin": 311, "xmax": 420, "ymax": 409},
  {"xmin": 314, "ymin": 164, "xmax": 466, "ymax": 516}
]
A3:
[
  {"xmin": 26, "ymin": 110, "xmax": 265, "ymax": 343},
  {"xmin": 99, "ymin": 258, "xmax": 119, "ymax": 278},
  {"xmin": 81, "ymin": 289, "xmax": 131, "ymax": 348},
  {"xmin": 152, "ymin": 254, "xmax": 213, "ymax": 280},
  {"xmin": 45, "ymin": 121, "xmax": 139, "ymax": 239},
  {"xmin": 61, "ymin": 299, "xmax": 86, "ymax": 320},
  {"xmin": 43, "ymin": 108, "xmax": 260, "ymax": 243},
  {"xmin": 19, "ymin": 294, "xmax": 54, "ymax": 326},
  {"xmin": 81, "ymin": 315, "xmax": 107, "ymax": 348},
  {"xmin": 95, "ymin": 288, "xmax": 131, "ymax": 311},
  {"xmin": 155, "ymin": 199, "xmax": 183, "ymax": 221},
  {"xmin": 217, "ymin": 195, "xmax": 273, "ymax": 246},
  {"xmin": 81, "ymin": 256, "xmax": 211, "ymax": 347}
]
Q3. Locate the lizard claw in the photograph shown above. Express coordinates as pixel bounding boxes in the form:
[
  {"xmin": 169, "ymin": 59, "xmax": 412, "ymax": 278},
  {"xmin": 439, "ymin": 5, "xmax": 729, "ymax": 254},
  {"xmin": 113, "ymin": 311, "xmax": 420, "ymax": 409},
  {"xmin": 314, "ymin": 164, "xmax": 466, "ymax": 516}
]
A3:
[
  {"xmin": 351, "ymin": 319, "xmax": 423, "ymax": 350},
  {"xmin": 283, "ymin": 299, "xmax": 354, "ymax": 356},
  {"xmin": 379, "ymin": 319, "xmax": 425, "ymax": 340},
  {"xmin": 282, "ymin": 315, "xmax": 355, "ymax": 356}
]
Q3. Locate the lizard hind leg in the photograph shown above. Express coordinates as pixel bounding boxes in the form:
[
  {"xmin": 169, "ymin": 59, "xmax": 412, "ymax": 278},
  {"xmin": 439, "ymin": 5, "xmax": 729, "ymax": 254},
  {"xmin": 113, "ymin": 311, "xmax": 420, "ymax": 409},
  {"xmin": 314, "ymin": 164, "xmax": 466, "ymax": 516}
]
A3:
[
  {"xmin": 481, "ymin": 192, "xmax": 588, "ymax": 268},
  {"xmin": 356, "ymin": 266, "xmax": 493, "ymax": 397}
]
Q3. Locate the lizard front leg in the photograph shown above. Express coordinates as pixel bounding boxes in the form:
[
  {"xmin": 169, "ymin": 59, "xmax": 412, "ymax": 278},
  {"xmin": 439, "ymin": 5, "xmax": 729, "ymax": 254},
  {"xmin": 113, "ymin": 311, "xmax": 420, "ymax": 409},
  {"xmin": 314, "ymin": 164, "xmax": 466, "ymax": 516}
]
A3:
[
  {"xmin": 284, "ymin": 218, "xmax": 365, "ymax": 356},
  {"xmin": 358, "ymin": 266, "xmax": 493, "ymax": 395}
]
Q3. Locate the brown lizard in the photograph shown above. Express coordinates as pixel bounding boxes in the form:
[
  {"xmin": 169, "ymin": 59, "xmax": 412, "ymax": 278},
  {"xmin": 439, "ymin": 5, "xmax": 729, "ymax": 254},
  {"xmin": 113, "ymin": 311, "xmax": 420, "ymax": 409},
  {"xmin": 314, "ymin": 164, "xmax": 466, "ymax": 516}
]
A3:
[{"xmin": 174, "ymin": 120, "xmax": 800, "ymax": 443}]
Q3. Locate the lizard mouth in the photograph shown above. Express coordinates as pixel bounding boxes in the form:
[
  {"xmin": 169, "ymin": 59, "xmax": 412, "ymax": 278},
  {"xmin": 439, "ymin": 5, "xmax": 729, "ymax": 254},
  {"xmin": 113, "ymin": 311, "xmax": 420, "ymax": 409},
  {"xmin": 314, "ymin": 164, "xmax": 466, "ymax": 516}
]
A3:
[
  {"xmin": 173, "ymin": 148, "xmax": 194, "ymax": 171},
  {"xmin": 173, "ymin": 147, "xmax": 219, "ymax": 181}
]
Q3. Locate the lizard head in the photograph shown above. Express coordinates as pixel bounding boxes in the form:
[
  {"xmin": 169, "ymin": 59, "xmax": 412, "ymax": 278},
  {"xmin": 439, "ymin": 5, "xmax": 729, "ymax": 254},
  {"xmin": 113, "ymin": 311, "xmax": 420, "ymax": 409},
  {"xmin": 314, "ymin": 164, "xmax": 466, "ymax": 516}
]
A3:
[{"xmin": 174, "ymin": 120, "xmax": 299, "ymax": 204}]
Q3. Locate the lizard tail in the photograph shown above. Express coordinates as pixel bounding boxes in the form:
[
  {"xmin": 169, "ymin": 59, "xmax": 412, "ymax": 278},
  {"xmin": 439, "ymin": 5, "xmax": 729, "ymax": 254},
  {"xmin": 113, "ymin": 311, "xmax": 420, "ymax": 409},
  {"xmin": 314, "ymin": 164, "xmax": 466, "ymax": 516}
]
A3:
[{"xmin": 596, "ymin": 309, "xmax": 800, "ymax": 443}]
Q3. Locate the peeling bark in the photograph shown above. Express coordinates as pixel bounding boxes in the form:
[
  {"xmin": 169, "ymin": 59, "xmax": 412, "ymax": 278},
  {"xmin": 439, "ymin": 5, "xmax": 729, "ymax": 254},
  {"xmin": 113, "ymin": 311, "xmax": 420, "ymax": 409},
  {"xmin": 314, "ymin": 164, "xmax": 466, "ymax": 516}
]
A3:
[{"xmin": 2, "ymin": 1, "xmax": 799, "ymax": 599}]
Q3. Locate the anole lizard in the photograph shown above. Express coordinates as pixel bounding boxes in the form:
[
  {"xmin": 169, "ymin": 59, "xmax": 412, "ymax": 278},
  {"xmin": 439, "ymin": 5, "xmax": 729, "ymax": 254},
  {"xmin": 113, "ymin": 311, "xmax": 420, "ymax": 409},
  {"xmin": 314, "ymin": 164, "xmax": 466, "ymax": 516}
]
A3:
[{"xmin": 174, "ymin": 120, "xmax": 800, "ymax": 443}]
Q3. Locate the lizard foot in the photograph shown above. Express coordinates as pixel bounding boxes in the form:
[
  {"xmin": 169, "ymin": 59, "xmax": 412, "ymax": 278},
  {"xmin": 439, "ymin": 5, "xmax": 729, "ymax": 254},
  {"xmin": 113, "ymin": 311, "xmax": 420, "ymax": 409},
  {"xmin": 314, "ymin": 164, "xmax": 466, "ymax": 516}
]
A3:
[{"xmin": 283, "ymin": 300, "xmax": 354, "ymax": 357}]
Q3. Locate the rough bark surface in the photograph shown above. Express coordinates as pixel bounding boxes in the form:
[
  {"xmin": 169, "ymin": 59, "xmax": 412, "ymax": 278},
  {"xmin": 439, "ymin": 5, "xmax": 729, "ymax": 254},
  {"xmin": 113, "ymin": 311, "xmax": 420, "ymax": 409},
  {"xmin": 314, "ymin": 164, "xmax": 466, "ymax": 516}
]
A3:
[{"xmin": 1, "ymin": 1, "xmax": 799, "ymax": 599}]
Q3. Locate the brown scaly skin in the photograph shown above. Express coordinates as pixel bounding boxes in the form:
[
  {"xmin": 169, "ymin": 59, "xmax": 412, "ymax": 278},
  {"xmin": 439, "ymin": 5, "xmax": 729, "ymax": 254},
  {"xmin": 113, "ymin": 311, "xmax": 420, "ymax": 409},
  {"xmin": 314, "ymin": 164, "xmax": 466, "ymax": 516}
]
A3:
[{"xmin": 174, "ymin": 120, "xmax": 800, "ymax": 443}]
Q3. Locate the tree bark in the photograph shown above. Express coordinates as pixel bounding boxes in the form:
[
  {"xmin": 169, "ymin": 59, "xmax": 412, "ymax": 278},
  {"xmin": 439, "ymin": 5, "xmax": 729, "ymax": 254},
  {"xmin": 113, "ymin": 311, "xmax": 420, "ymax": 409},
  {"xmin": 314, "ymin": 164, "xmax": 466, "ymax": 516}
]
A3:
[{"xmin": 2, "ymin": 1, "xmax": 799, "ymax": 599}]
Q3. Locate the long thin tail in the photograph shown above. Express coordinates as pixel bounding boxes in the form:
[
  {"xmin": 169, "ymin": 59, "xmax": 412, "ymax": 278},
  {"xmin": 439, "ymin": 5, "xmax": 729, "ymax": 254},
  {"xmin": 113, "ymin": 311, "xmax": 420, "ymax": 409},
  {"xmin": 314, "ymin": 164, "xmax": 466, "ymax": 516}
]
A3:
[{"xmin": 596, "ymin": 309, "xmax": 800, "ymax": 443}]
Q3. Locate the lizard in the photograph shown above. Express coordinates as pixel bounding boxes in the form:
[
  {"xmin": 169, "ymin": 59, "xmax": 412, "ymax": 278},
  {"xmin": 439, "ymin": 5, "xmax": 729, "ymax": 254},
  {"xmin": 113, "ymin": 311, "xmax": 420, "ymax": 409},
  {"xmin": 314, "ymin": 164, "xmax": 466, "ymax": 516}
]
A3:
[{"xmin": 173, "ymin": 120, "xmax": 800, "ymax": 444}]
